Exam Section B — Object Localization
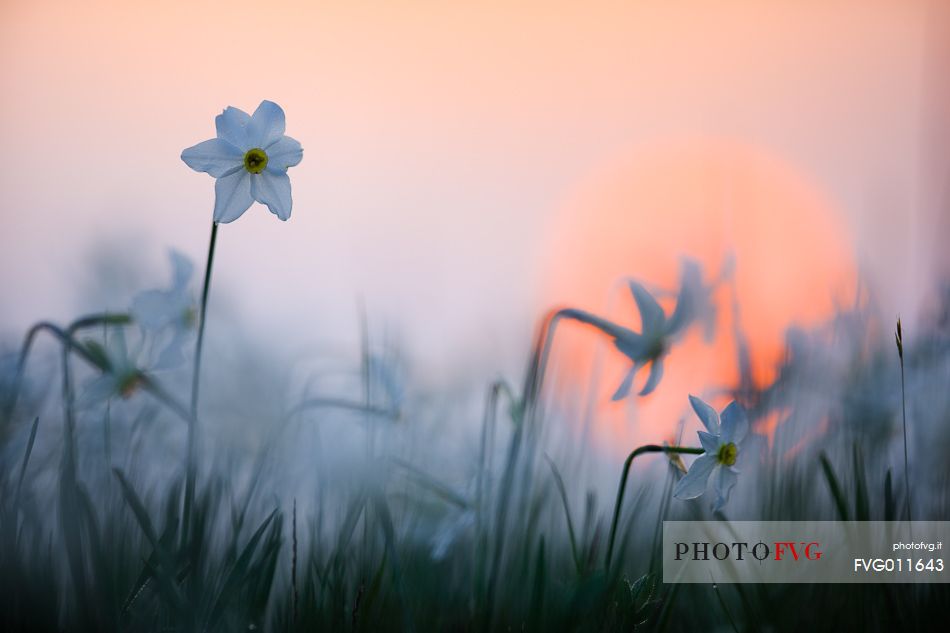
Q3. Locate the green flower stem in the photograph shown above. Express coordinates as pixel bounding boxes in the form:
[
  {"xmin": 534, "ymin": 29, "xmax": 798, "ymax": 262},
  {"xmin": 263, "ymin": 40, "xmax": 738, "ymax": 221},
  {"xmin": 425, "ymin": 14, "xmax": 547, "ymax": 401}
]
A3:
[
  {"xmin": 282, "ymin": 397, "xmax": 399, "ymax": 423},
  {"xmin": 605, "ymin": 444, "xmax": 705, "ymax": 570},
  {"xmin": 483, "ymin": 307, "xmax": 624, "ymax": 627},
  {"xmin": 184, "ymin": 220, "xmax": 219, "ymax": 542},
  {"xmin": 476, "ymin": 380, "xmax": 517, "ymax": 527},
  {"xmin": 520, "ymin": 307, "xmax": 636, "ymax": 419},
  {"xmin": 3, "ymin": 313, "xmax": 131, "ymax": 422},
  {"xmin": 61, "ymin": 314, "xmax": 132, "ymax": 480}
]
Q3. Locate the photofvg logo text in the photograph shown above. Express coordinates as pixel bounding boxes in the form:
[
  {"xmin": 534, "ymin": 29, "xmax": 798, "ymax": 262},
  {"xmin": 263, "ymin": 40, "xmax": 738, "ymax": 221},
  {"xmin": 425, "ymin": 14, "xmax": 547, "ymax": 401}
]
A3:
[
  {"xmin": 663, "ymin": 521, "xmax": 949, "ymax": 583},
  {"xmin": 674, "ymin": 541, "xmax": 822, "ymax": 562}
]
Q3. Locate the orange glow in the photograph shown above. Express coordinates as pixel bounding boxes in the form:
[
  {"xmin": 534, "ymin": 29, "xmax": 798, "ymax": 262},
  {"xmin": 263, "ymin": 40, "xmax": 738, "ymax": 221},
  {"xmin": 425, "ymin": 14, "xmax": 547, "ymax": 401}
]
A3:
[
  {"xmin": 754, "ymin": 409, "xmax": 787, "ymax": 452},
  {"xmin": 783, "ymin": 416, "xmax": 831, "ymax": 463},
  {"xmin": 540, "ymin": 139, "xmax": 856, "ymax": 454}
]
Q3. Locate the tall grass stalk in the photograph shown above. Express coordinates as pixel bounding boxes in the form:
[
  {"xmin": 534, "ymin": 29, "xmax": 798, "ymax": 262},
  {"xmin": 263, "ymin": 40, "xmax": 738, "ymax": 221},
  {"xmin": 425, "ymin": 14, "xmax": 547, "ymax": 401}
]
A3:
[{"xmin": 895, "ymin": 317, "xmax": 913, "ymax": 522}]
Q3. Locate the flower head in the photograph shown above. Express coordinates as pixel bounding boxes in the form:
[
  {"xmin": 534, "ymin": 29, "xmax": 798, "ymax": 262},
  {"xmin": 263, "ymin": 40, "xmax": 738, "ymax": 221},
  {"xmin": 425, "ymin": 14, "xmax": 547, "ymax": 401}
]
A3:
[
  {"xmin": 82, "ymin": 330, "xmax": 146, "ymax": 402},
  {"xmin": 181, "ymin": 100, "xmax": 303, "ymax": 223},
  {"xmin": 673, "ymin": 396, "xmax": 749, "ymax": 511},
  {"xmin": 130, "ymin": 250, "xmax": 196, "ymax": 370},
  {"xmin": 610, "ymin": 259, "xmax": 712, "ymax": 399}
]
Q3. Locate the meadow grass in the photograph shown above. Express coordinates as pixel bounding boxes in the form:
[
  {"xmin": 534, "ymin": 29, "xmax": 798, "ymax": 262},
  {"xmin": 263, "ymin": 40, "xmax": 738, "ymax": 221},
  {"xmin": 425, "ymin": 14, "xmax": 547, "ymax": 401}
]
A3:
[{"xmin": 1, "ymin": 278, "xmax": 949, "ymax": 632}]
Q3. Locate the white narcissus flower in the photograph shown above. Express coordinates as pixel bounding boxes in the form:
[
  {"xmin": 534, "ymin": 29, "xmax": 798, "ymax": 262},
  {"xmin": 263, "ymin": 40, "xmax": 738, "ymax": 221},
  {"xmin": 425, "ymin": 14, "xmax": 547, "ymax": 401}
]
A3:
[
  {"xmin": 181, "ymin": 100, "xmax": 303, "ymax": 223},
  {"xmin": 130, "ymin": 250, "xmax": 196, "ymax": 370},
  {"xmin": 611, "ymin": 259, "xmax": 710, "ymax": 399},
  {"xmin": 673, "ymin": 396, "xmax": 749, "ymax": 511},
  {"xmin": 82, "ymin": 330, "xmax": 146, "ymax": 403}
]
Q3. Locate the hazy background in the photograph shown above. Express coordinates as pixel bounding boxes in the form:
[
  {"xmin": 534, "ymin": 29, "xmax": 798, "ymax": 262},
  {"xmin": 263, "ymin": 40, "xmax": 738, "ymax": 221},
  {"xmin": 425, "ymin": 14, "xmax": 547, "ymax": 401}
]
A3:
[{"xmin": 1, "ymin": 0, "xmax": 947, "ymax": 401}]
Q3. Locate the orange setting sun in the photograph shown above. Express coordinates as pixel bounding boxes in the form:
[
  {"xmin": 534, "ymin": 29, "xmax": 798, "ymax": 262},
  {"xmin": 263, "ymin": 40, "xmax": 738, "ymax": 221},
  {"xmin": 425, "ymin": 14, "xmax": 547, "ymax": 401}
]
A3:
[{"xmin": 541, "ymin": 138, "xmax": 858, "ymax": 453}]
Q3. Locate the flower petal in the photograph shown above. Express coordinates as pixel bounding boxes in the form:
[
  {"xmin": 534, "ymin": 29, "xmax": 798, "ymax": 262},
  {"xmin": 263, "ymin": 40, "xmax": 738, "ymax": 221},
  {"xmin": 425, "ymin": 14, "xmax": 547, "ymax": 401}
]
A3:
[
  {"xmin": 251, "ymin": 169, "xmax": 293, "ymax": 221},
  {"xmin": 153, "ymin": 330, "xmax": 190, "ymax": 370},
  {"xmin": 611, "ymin": 365, "xmax": 639, "ymax": 401},
  {"xmin": 111, "ymin": 329, "xmax": 130, "ymax": 368},
  {"xmin": 181, "ymin": 138, "xmax": 243, "ymax": 177},
  {"xmin": 213, "ymin": 170, "xmax": 254, "ymax": 223},
  {"xmin": 666, "ymin": 258, "xmax": 703, "ymax": 336},
  {"xmin": 246, "ymin": 100, "xmax": 286, "ymax": 149},
  {"xmin": 673, "ymin": 455, "xmax": 717, "ymax": 500},
  {"xmin": 629, "ymin": 281, "xmax": 666, "ymax": 334},
  {"xmin": 719, "ymin": 401, "xmax": 749, "ymax": 445},
  {"xmin": 712, "ymin": 466, "xmax": 738, "ymax": 511},
  {"xmin": 697, "ymin": 430, "xmax": 719, "ymax": 454},
  {"xmin": 613, "ymin": 331, "xmax": 648, "ymax": 362},
  {"xmin": 80, "ymin": 375, "xmax": 118, "ymax": 406},
  {"xmin": 266, "ymin": 135, "xmax": 303, "ymax": 170},
  {"xmin": 168, "ymin": 250, "xmax": 194, "ymax": 291},
  {"xmin": 216, "ymin": 106, "xmax": 251, "ymax": 149},
  {"xmin": 689, "ymin": 394, "xmax": 720, "ymax": 435},
  {"xmin": 638, "ymin": 358, "xmax": 664, "ymax": 396},
  {"xmin": 131, "ymin": 289, "xmax": 177, "ymax": 330}
]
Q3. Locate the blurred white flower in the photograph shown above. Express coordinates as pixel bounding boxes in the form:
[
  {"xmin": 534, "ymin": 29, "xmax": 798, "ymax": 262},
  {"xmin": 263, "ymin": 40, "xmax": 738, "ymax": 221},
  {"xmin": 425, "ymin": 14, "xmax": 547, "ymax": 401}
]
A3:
[
  {"xmin": 430, "ymin": 509, "xmax": 475, "ymax": 560},
  {"xmin": 130, "ymin": 250, "xmax": 196, "ymax": 370},
  {"xmin": 610, "ymin": 268, "xmax": 688, "ymax": 398},
  {"xmin": 673, "ymin": 396, "xmax": 749, "ymax": 511},
  {"xmin": 82, "ymin": 330, "xmax": 145, "ymax": 402},
  {"xmin": 181, "ymin": 100, "xmax": 303, "ymax": 223},
  {"xmin": 609, "ymin": 258, "xmax": 719, "ymax": 398},
  {"xmin": 667, "ymin": 257, "xmax": 718, "ymax": 343}
]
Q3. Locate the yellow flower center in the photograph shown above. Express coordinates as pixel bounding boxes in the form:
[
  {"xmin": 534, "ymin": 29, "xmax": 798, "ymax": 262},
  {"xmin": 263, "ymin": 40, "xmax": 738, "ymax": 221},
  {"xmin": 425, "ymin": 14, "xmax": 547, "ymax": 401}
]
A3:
[
  {"xmin": 243, "ymin": 148, "xmax": 268, "ymax": 174},
  {"xmin": 118, "ymin": 372, "xmax": 143, "ymax": 399},
  {"xmin": 646, "ymin": 334, "xmax": 667, "ymax": 360},
  {"xmin": 717, "ymin": 442, "xmax": 738, "ymax": 467}
]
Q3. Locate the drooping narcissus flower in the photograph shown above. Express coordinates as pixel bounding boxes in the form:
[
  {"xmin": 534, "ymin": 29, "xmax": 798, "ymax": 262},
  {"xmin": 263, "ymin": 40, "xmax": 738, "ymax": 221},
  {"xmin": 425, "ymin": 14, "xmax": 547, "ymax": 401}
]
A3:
[
  {"xmin": 181, "ymin": 100, "xmax": 303, "ymax": 222},
  {"xmin": 673, "ymin": 395, "xmax": 749, "ymax": 511},
  {"xmin": 81, "ymin": 251, "xmax": 197, "ymax": 404},
  {"xmin": 611, "ymin": 258, "xmax": 711, "ymax": 399},
  {"xmin": 130, "ymin": 249, "xmax": 196, "ymax": 370},
  {"xmin": 82, "ymin": 330, "xmax": 146, "ymax": 402}
]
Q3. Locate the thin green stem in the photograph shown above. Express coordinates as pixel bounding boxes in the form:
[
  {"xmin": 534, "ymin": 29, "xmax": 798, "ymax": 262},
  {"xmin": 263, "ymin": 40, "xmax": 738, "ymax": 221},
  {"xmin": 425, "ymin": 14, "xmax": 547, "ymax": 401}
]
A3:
[
  {"xmin": 10, "ymin": 320, "xmax": 191, "ymax": 428},
  {"xmin": 604, "ymin": 444, "xmax": 704, "ymax": 571},
  {"xmin": 184, "ymin": 221, "xmax": 218, "ymax": 541},
  {"xmin": 62, "ymin": 314, "xmax": 131, "ymax": 482},
  {"xmin": 476, "ymin": 379, "xmax": 517, "ymax": 528},
  {"xmin": 3, "ymin": 313, "xmax": 131, "ymax": 422},
  {"xmin": 192, "ymin": 221, "xmax": 220, "ymax": 416},
  {"xmin": 897, "ymin": 325, "xmax": 912, "ymax": 523}
]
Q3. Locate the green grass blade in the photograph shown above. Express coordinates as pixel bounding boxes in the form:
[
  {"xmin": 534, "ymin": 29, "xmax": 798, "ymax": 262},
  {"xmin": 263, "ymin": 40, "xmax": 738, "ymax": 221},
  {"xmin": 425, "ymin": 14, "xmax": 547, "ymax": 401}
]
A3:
[
  {"xmin": 819, "ymin": 452, "xmax": 850, "ymax": 521},
  {"xmin": 528, "ymin": 536, "xmax": 546, "ymax": 630},
  {"xmin": 390, "ymin": 458, "xmax": 471, "ymax": 509},
  {"xmin": 205, "ymin": 508, "xmax": 279, "ymax": 632},
  {"xmin": 545, "ymin": 454, "xmax": 581, "ymax": 575},
  {"xmin": 371, "ymin": 493, "xmax": 414, "ymax": 632},
  {"xmin": 853, "ymin": 442, "xmax": 869, "ymax": 521},
  {"xmin": 112, "ymin": 468, "xmax": 185, "ymax": 613},
  {"xmin": 14, "ymin": 416, "xmax": 40, "ymax": 511},
  {"xmin": 884, "ymin": 469, "xmax": 896, "ymax": 522}
]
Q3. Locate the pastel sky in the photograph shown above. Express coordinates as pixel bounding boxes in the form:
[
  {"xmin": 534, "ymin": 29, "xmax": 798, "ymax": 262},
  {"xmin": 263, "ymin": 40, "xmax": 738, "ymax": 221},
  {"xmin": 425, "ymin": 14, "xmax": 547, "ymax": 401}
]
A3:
[{"xmin": 1, "ymin": 0, "xmax": 946, "ymax": 394}]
